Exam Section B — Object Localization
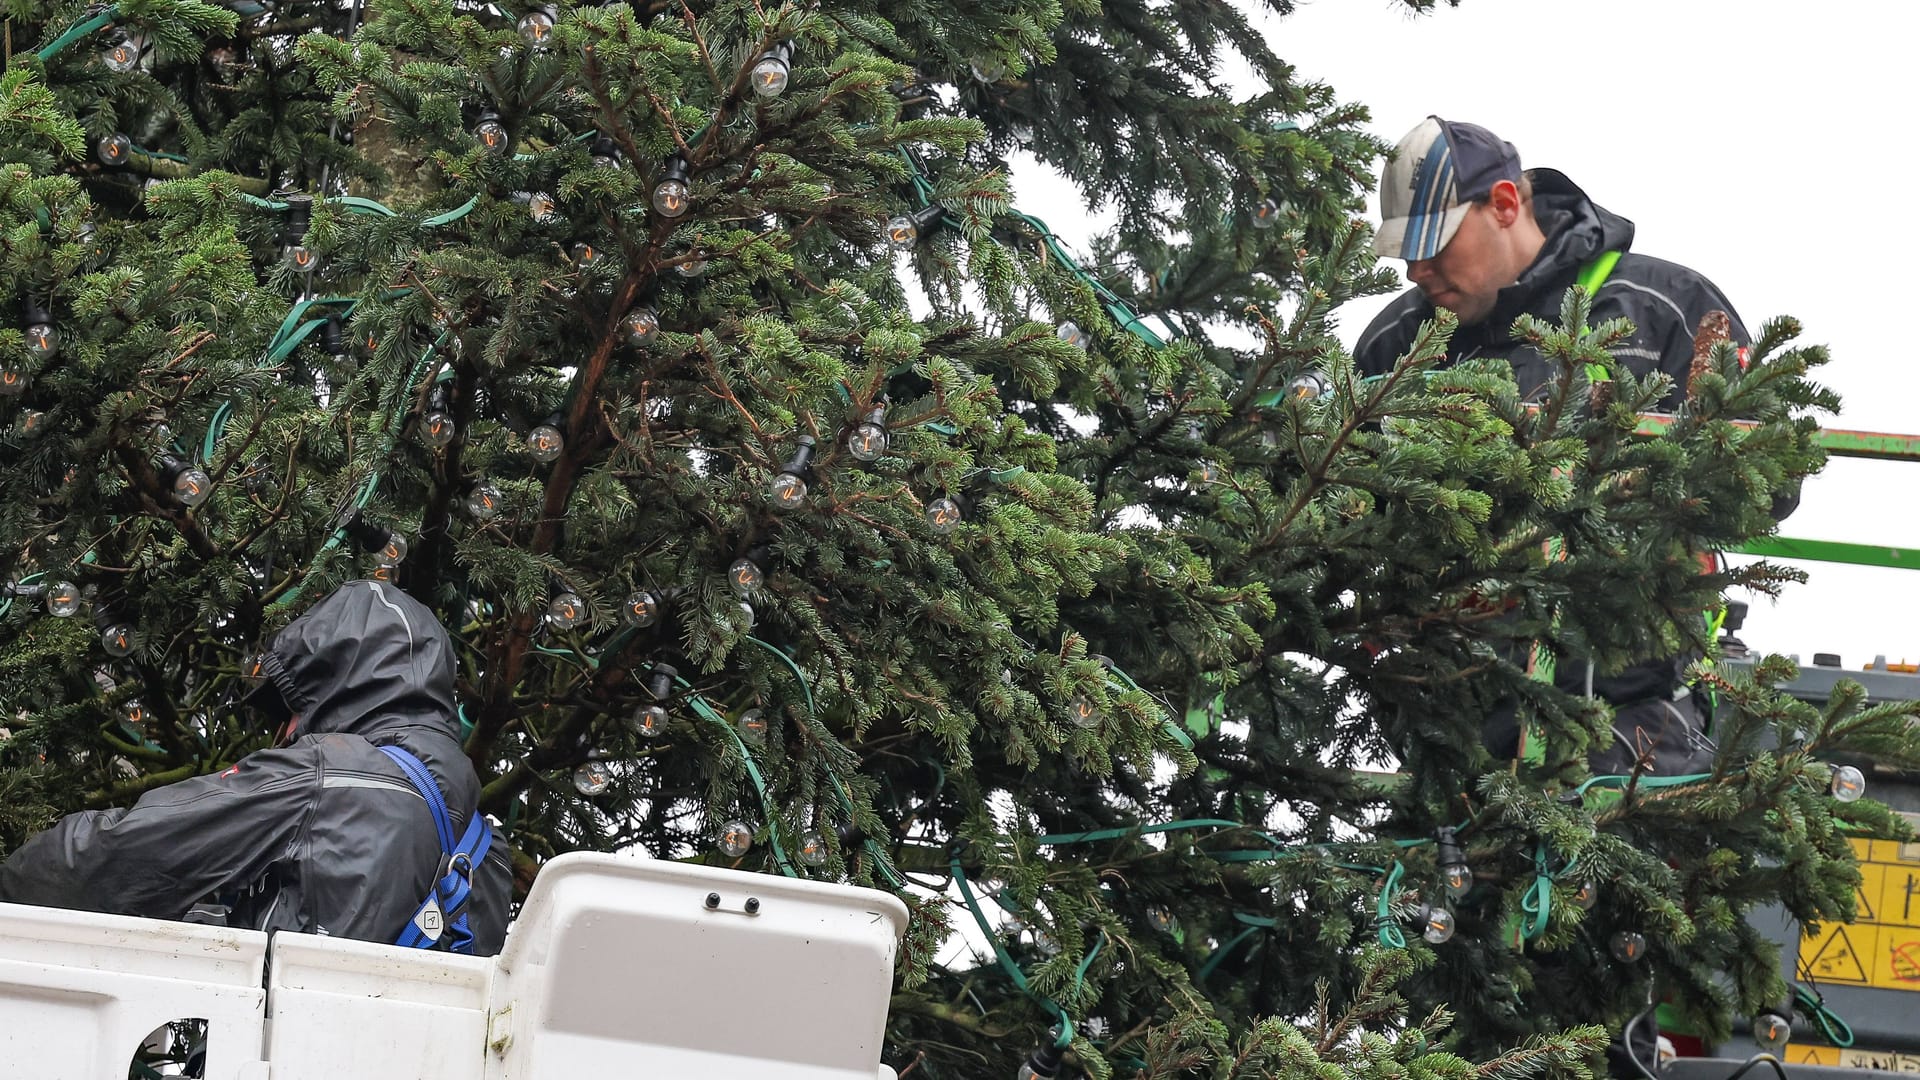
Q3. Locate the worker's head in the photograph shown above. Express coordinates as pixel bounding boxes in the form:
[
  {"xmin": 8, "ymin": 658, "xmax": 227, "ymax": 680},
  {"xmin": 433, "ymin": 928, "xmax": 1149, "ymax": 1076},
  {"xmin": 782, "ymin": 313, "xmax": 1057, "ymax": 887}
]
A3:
[{"xmin": 1374, "ymin": 117, "xmax": 1546, "ymax": 326}]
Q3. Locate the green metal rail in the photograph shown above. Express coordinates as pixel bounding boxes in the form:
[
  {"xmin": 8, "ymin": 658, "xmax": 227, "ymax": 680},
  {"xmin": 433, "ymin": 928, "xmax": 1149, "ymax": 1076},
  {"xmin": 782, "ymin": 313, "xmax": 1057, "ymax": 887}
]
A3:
[{"xmin": 1633, "ymin": 415, "xmax": 1920, "ymax": 569}]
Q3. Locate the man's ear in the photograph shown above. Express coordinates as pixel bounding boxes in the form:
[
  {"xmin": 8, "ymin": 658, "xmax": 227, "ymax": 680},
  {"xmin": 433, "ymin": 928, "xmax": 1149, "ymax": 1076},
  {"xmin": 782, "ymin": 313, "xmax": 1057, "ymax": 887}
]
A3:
[{"xmin": 1485, "ymin": 179, "xmax": 1524, "ymax": 226}]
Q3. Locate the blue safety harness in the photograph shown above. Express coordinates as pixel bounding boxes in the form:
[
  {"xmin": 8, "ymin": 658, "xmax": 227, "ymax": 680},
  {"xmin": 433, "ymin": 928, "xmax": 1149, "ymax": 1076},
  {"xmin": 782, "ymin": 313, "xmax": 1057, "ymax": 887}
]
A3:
[{"xmin": 376, "ymin": 744, "xmax": 493, "ymax": 954}]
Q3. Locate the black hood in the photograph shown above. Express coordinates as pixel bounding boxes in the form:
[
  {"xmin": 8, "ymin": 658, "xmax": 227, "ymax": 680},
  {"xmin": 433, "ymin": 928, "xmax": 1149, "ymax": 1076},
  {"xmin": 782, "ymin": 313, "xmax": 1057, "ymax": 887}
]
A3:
[
  {"xmin": 1479, "ymin": 167, "xmax": 1636, "ymax": 330},
  {"xmin": 255, "ymin": 580, "xmax": 459, "ymax": 741}
]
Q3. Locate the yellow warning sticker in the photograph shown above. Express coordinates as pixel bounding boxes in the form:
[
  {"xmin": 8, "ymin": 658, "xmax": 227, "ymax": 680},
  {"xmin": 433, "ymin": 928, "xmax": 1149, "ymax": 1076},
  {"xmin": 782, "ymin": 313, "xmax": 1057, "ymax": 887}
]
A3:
[
  {"xmin": 1789, "ymin": 1043, "xmax": 1920, "ymax": 1071},
  {"xmin": 1799, "ymin": 831, "xmax": 1920, "ymax": 993}
]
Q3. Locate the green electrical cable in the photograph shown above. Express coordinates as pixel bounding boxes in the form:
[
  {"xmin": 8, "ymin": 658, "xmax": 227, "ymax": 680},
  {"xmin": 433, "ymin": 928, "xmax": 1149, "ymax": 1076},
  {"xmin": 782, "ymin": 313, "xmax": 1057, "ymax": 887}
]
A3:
[
  {"xmin": 950, "ymin": 857, "xmax": 1076, "ymax": 1047},
  {"xmin": 1102, "ymin": 664, "xmax": 1193, "ymax": 749},
  {"xmin": 35, "ymin": 6, "xmax": 119, "ymax": 61},
  {"xmin": 1793, "ymin": 984, "xmax": 1855, "ymax": 1048},
  {"xmin": 682, "ymin": 687, "xmax": 799, "ymax": 878},
  {"xmin": 1517, "ymin": 844, "xmax": 1555, "ymax": 943},
  {"xmin": 1376, "ymin": 861, "xmax": 1408, "ymax": 948}
]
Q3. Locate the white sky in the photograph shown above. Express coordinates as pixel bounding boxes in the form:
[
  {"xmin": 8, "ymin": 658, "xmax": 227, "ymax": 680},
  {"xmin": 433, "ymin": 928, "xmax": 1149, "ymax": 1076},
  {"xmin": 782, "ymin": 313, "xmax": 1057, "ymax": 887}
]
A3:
[{"xmin": 1008, "ymin": 0, "xmax": 1920, "ymax": 672}]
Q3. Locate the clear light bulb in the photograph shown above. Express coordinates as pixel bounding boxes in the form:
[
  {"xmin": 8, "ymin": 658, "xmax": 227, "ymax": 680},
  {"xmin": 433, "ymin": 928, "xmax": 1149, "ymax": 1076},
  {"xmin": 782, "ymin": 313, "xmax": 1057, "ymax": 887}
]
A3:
[
  {"xmin": 1147, "ymin": 905, "xmax": 1178, "ymax": 934},
  {"xmin": 374, "ymin": 532, "xmax": 408, "ymax": 568},
  {"xmin": 728, "ymin": 558, "xmax": 762, "ymax": 596},
  {"xmin": 1197, "ymin": 460, "xmax": 1220, "ymax": 485},
  {"xmin": 527, "ymin": 424, "xmax": 564, "ymax": 463},
  {"xmin": 208, "ymin": 44, "xmax": 244, "ymax": 80},
  {"xmin": 46, "ymin": 581, "xmax": 82, "ymax": 617},
  {"xmin": 1421, "ymin": 906, "xmax": 1456, "ymax": 944},
  {"xmin": 103, "ymin": 34, "xmax": 145, "ymax": 72},
  {"xmin": 1831, "ymin": 764, "xmax": 1866, "ymax": 802},
  {"xmin": 969, "ymin": 57, "xmax": 1008, "ymax": 83},
  {"xmin": 623, "ymin": 307, "xmax": 658, "ymax": 347},
  {"xmin": 16, "ymin": 410, "xmax": 43, "ymax": 434},
  {"xmin": 421, "ymin": 410, "xmax": 457, "ymax": 449},
  {"xmin": 285, "ymin": 245, "xmax": 319, "ymax": 273},
  {"xmin": 527, "ymin": 191, "xmax": 559, "ymax": 225},
  {"xmin": 1251, "ymin": 198, "xmax": 1281, "ymax": 229},
  {"xmin": 631, "ymin": 703, "xmax": 668, "ymax": 738},
  {"xmin": 97, "ymin": 134, "xmax": 132, "ymax": 166},
  {"xmin": 751, "ymin": 55, "xmax": 790, "ymax": 98},
  {"xmin": 474, "ymin": 118, "xmax": 510, "ymax": 154},
  {"xmin": 675, "ymin": 252, "xmax": 706, "ymax": 277},
  {"xmin": 1067, "ymin": 697, "xmax": 1098, "ymax": 729},
  {"xmin": 590, "ymin": 152, "xmax": 618, "ymax": 170},
  {"xmin": 1056, "ymin": 320, "xmax": 1089, "ymax": 350},
  {"xmin": 651, "ymin": 178, "xmax": 690, "ymax": 218},
  {"xmin": 1753, "ymin": 1013, "xmax": 1791, "ymax": 1056},
  {"xmin": 769, "ymin": 471, "xmax": 807, "ymax": 510},
  {"xmin": 243, "ymin": 651, "xmax": 268, "ymax": 686},
  {"xmin": 1443, "ymin": 862, "xmax": 1473, "ymax": 899},
  {"xmin": 848, "ymin": 422, "xmax": 887, "ymax": 462},
  {"xmin": 572, "ymin": 762, "xmax": 611, "ymax": 795},
  {"xmin": 121, "ymin": 699, "xmax": 147, "ymax": 737},
  {"xmin": 884, "ymin": 215, "xmax": 920, "ymax": 251},
  {"xmin": 24, "ymin": 323, "xmax": 57, "ymax": 360},
  {"xmin": 465, "ymin": 482, "xmax": 503, "ymax": 521},
  {"xmin": 716, "ymin": 819, "xmax": 754, "ymax": 858},
  {"xmin": 1289, "ymin": 371, "xmax": 1329, "ymax": 400},
  {"xmin": 172, "ymin": 465, "xmax": 212, "ymax": 507},
  {"xmin": 1610, "ymin": 929, "xmax": 1647, "ymax": 963},
  {"xmin": 735, "ymin": 708, "xmax": 768, "ymax": 747},
  {"xmin": 799, "ymin": 829, "xmax": 830, "ymax": 867},
  {"xmin": 623, "ymin": 589, "xmax": 660, "ymax": 628},
  {"xmin": 926, "ymin": 496, "xmax": 962, "ymax": 534},
  {"xmin": 0, "ymin": 366, "xmax": 26, "ymax": 396},
  {"xmin": 571, "ymin": 241, "xmax": 601, "ymax": 268},
  {"xmin": 516, "ymin": 10, "xmax": 554, "ymax": 46},
  {"xmin": 546, "ymin": 592, "xmax": 586, "ymax": 630},
  {"xmin": 1572, "ymin": 880, "xmax": 1599, "ymax": 911},
  {"xmin": 102, "ymin": 622, "xmax": 137, "ymax": 657}
]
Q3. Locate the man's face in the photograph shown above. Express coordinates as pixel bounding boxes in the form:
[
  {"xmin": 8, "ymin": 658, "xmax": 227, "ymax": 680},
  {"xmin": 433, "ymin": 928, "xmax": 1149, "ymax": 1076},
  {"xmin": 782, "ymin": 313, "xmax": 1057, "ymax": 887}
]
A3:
[{"xmin": 1403, "ymin": 202, "xmax": 1507, "ymax": 325}]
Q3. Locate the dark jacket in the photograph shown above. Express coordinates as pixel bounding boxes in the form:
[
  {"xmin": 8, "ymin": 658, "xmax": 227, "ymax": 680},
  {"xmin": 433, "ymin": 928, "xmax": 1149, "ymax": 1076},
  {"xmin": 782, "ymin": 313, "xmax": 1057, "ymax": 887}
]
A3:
[
  {"xmin": 0, "ymin": 580, "xmax": 511, "ymax": 953},
  {"xmin": 1355, "ymin": 169, "xmax": 1751, "ymax": 774}
]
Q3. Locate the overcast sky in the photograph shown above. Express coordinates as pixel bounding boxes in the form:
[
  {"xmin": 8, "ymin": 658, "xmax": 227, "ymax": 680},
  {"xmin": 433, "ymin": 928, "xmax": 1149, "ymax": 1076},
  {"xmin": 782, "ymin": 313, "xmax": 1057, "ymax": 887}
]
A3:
[{"xmin": 1012, "ymin": 0, "xmax": 1920, "ymax": 673}]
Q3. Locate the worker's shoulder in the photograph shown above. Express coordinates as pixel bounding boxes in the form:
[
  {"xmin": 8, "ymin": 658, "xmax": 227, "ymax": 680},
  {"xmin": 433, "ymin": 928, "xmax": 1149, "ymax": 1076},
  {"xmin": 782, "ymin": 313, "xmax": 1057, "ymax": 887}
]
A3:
[
  {"xmin": 1352, "ymin": 288, "xmax": 1431, "ymax": 375},
  {"xmin": 1596, "ymin": 251, "xmax": 1734, "ymax": 318}
]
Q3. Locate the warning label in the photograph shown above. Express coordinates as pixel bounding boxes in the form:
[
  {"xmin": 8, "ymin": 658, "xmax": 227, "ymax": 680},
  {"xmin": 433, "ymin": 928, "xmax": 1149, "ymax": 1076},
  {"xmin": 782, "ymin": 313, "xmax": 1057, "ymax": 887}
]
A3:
[
  {"xmin": 1791, "ymin": 1044, "xmax": 1920, "ymax": 1071},
  {"xmin": 1799, "ymin": 835, "xmax": 1920, "ymax": 993}
]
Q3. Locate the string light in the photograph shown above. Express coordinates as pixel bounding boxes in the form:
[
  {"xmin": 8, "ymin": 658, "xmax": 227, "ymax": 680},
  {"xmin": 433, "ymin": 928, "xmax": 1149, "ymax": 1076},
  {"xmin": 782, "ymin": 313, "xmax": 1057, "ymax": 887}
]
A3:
[
  {"xmin": 207, "ymin": 43, "xmax": 245, "ymax": 81},
  {"xmin": 1572, "ymin": 881, "xmax": 1600, "ymax": 911},
  {"xmin": 421, "ymin": 384, "xmax": 457, "ymax": 449},
  {"xmin": 376, "ymin": 532, "xmax": 408, "ymax": 568},
  {"xmin": 464, "ymin": 480, "xmax": 502, "ymax": 521},
  {"xmin": 769, "ymin": 435, "xmax": 816, "ymax": 510},
  {"xmin": 728, "ymin": 552, "xmax": 764, "ymax": 596},
  {"xmin": 798, "ymin": 829, "xmax": 830, "ymax": 867},
  {"xmin": 630, "ymin": 702, "xmax": 668, "ymax": 738},
  {"xmin": 716, "ymin": 819, "xmax": 754, "ymax": 858},
  {"xmin": 526, "ymin": 191, "xmax": 559, "ymax": 225},
  {"xmin": 1287, "ymin": 371, "xmax": 1328, "ymax": 400},
  {"xmin": 570, "ymin": 241, "xmax": 602, "ymax": 269},
  {"xmin": 572, "ymin": 761, "xmax": 611, "ymax": 795},
  {"xmin": 158, "ymin": 456, "xmax": 212, "ymax": 508},
  {"xmin": 1015, "ymin": 1034, "xmax": 1065, "ymax": 1080},
  {"xmin": 1830, "ymin": 764, "xmax": 1866, "ymax": 802},
  {"xmin": 527, "ymin": 417, "xmax": 565, "ymax": 463},
  {"xmin": 1067, "ymin": 697, "xmax": 1098, "ymax": 729},
  {"xmin": 102, "ymin": 32, "xmax": 145, "ymax": 73},
  {"xmin": 735, "ymin": 708, "xmax": 768, "ymax": 747},
  {"xmin": 283, "ymin": 194, "xmax": 316, "ymax": 274},
  {"xmin": 588, "ymin": 137, "xmax": 620, "ymax": 170},
  {"xmin": 675, "ymin": 250, "xmax": 706, "ymax": 278},
  {"xmin": 1753, "ymin": 1012, "xmax": 1791, "ymax": 1056},
  {"xmin": 1436, "ymin": 827, "xmax": 1472, "ymax": 899},
  {"xmin": 516, "ymin": 6, "xmax": 556, "ymax": 47},
  {"xmin": 46, "ymin": 581, "xmax": 81, "ymax": 617},
  {"xmin": 1419, "ymin": 902, "xmax": 1456, "ymax": 944},
  {"xmin": 101, "ymin": 621, "xmax": 137, "ymax": 657},
  {"xmin": 1251, "ymin": 198, "xmax": 1282, "ymax": 229},
  {"xmin": 545, "ymin": 591, "xmax": 586, "ymax": 630},
  {"xmin": 96, "ymin": 134, "xmax": 132, "ymax": 167},
  {"xmin": 884, "ymin": 204, "xmax": 944, "ymax": 251},
  {"xmin": 1610, "ymin": 930, "xmax": 1647, "ymax": 963},
  {"xmin": 651, "ymin": 157, "xmax": 692, "ymax": 219},
  {"xmin": 847, "ymin": 405, "xmax": 888, "ymax": 462},
  {"xmin": 926, "ymin": 493, "xmax": 963, "ymax": 533},
  {"xmin": 0, "ymin": 365, "xmax": 25, "ymax": 396},
  {"xmin": 622, "ymin": 306, "xmax": 659, "ymax": 347},
  {"xmin": 750, "ymin": 41, "xmax": 794, "ymax": 98},
  {"xmin": 474, "ymin": 112, "xmax": 511, "ymax": 155},
  {"xmin": 622, "ymin": 588, "xmax": 660, "ymax": 628},
  {"xmin": 22, "ymin": 299, "xmax": 56, "ymax": 361},
  {"xmin": 1055, "ymin": 320, "xmax": 1089, "ymax": 351},
  {"xmin": 1146, "ymin": 905, "xmax": 1178, "ymax": 934}
]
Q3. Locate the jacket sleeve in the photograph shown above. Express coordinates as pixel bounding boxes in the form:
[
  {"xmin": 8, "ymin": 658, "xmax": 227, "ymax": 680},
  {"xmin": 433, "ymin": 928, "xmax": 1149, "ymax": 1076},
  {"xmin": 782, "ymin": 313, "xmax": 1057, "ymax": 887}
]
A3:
[{"xmin": 0, "ymin": 744, "xmax": 319, "ymax": 921}]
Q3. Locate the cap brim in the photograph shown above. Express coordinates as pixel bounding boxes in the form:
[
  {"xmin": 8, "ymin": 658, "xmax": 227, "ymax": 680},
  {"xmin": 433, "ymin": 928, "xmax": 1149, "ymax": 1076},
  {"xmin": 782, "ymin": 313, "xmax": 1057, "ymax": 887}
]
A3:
[{"xmin": 1373, "ymin": 203, "xmax": 1472, "ymax": 261}]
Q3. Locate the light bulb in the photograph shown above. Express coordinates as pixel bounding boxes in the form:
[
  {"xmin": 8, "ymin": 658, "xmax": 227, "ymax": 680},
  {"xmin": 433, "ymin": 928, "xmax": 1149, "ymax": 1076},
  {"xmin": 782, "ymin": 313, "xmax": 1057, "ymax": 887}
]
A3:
[
  {"xmin": 675, "ymin": 252, "xmax": 707, "ymax": 277},
  {"xmin": 517, "ymin": 9, "xmax": 555, "ymax": 46},
  {"xmin": 969, "ymin": 57, "xmax": 1008, "ymax": 83},
  {"xmin": 1146, "ymin": 905, "xmax": 1177, "ymax": 934},
  {"xmin": 563, "ymin": 762, "xmax": 611, "ymax": 797},
  {"xmin": 1610, "ymin": 929, "xmax": 1647, "ymax": 963},
  {"xmin": 24, "ymin": 323, "xmax": 57, "ymax": 360},
  {"xmin": 285, "ymin": 245, "xmax": 319, "ymax": 273},
  {"xmin": 884, "ymin": 215, "xmax": 920, "ymax": 251},
  {"xmin": 527, "ymin": 424, "xmax": 564, "ymax": 463},
  {"xmin": 799, "ymin": 829, "xmax": 830, "ymax": 867},
  {"xmin": 1753, "ymin": 1013, "xmax": 1791, "ymax": 1056},
  {"xmin": 1443, "ymin": 863, "xmax": 1473, "ymax": 900},
  {"xmin": 769, "ymin": 471, "xmax": 807, "ymax": 510},
  {"xmin": 1572, "ymin": 880, "xmax": 1599, "ymax": 911},
  {"xmin": 465, "ymin": 482, "xmax": 503, "ymax": 521},
  {"xmin": 751, "ymin": 54, "xmax": 790, "ymax": 98},
  {"xmin": 1831, "ymin": 764, "xmax": 1866, "ymax": 802},
  {"xmin": 848, "ymin": 422, "xmax": 887, "ymax": 462},
  {"xmin": 97, "ymin": 134, "xmax": 132, "ymax": 166},
  {"xmin": 421, "ymin": 410, "xmax": 457, "ymax": 449},
  {"xmin": 546, "ymin": 592, "xmax": 586, "ymax": 630},
  {"xmin": 736, "ymin": 708, "xmax": 768, "ymax": 747},
  {"xmin": 1436, "ymin": 827, "xmax": 1471, "ymax": 899},
  {"xmin": 121, "ymin": 699, "xmax": 147, "ymax": 737},
  {"xmin": 1289, "ymin": 371, "xmax": 1329, "ymax": 400},
  {"xmin": 716, "ymin": 819, "xmax": 754, "ymax": 858},
  {"xmin": 208, "ymin": 44, "xmax": 244, "ymax": 80},
  {"xmin": 44, "ymin": 582, "xmax": 82, "ymax": 618},
  {"xmin": 1197, "ymin": 460, "xmax": 1221, "ymax": 485},
  {"xmin": 172, "ymin": 465, "xmax": 212, "ymax": 507},
  {"xmin": 527, "ymin": 191, "xmax": 559, "ymax": 225},
  {"xmin": 1251, "ymin": 198, "xmax": 1281, "ymax": 229},
  {"xmin": 631, "ymin": 703, "xmax": 668, "ymax": 738},
  {"xmin": 102, "ymin": 622, "xmax": 137, "ymax": 657},
  {"xmin": 1056, "ymin": 320, "xmax": 1089, "ymax": 350},
  {"xmin": 737, "ymin": 600, "xmax": 756, "ymax": 630},
  {"xmin": 728, "ymin": 558, "xmax": 763, "ymax": 596},
  {"xmin": 474, "ymin": 117, "xmax": 510, "ymax": 154},
  {"xmin": 622, "ymin": 589, "xmax": 660, "ymax": 628},
  {"xmin": 590, "ymin": 152, "xmax": 619, "ymax": 170},
  {"xmin": 242, "ymin": 652, "xmax": 268, "ymax": 686},
  {"xmin": 0, "ymin": 366, "xmax": 26, "ymax": 396},
  {"xmin": 103, "ymin": 34, "xmax": 145, "ymax": 72},
  {"xmin": 1421, "ymin": 905, "xmax": 1456, "ymax": 944},
  {"xmin": 370, "ymin": 532, "xmax": 407, "ymax": 569},
  {"xmin": 571, "ymin": 241, "xmax": 602, "ymax": 268},
  {"xmin": 623, "ymin": 307, "xmax": 659, "ymax": 347},
  {"xmin": 1067, "ymin": 697, "xmax": 1098, "ymax": 729},
  {"xmin": 926, "ymin": 496, "xmax": 962, "ymax": 533},
  {"xmin": 15, "ymin": 410, "xmax": 43, "ymax": 434},
  {"xmin": 651, "ymin": 178, "xmax": 690, "ymax": 219}
]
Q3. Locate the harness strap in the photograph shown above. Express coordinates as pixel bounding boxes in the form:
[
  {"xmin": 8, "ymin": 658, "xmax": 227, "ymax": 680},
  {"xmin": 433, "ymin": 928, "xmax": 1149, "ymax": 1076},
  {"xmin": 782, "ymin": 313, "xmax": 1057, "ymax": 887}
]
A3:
[
  {"xmin": 377, "ymin": 744, "xmax": 492, "ymax": 955},
  {"xmin": 1577, "ymin": 250, "xmax": 1623, "ymax": 384}
]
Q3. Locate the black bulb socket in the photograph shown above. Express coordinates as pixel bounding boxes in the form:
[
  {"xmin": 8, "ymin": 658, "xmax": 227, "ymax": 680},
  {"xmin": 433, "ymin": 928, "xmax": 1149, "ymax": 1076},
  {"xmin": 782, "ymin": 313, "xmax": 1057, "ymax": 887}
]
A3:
[
  {"xmin": 904, "ymin": 203, "xmax": 944, "ymax": 235},
  {"xmin": 22, "ymin": 297, "xmax": 53, "ymax": 329},
  {"xmin": 589, "ymin": 136, "xmax": 620, "ymax": 162},
  {"xmin": 657, "ymin": 156, "xmax": 691, "ymax": 188},
  {"xmin": 645, "ymin": 661, "xmax": 678, "ymax": 702},
  {"xmin": 320, "ymin": 314, "xmax": 345, "ymax": 357},
  {"xmin": 779, "ymin": 434, "xmax": 817, "ymax": 477},
  {"xmin": 283, "ymin": 194, "xmax": 313, "ymax": 246},
  {"xmin": 1023, "ymin": 1037, "xmax": 1065, "ymax": 1079},
  {"xmin": 342, "ymin": 509, "xmax": 392, "ymax": 553}
]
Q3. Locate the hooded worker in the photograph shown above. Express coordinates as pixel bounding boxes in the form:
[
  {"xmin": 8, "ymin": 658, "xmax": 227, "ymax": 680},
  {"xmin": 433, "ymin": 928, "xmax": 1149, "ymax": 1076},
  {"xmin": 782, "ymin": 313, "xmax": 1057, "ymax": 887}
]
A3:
[{"xmin": 0, "ymin": 580, "xmax": 510, "ymax": 954}]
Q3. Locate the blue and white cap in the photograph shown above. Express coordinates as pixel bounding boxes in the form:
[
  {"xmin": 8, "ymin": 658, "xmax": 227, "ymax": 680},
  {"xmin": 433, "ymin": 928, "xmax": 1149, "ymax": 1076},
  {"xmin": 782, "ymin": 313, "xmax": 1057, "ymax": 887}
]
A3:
[{"xmin": 1373, "ymin": 116, "xmax": 1523, "ymax": 261}]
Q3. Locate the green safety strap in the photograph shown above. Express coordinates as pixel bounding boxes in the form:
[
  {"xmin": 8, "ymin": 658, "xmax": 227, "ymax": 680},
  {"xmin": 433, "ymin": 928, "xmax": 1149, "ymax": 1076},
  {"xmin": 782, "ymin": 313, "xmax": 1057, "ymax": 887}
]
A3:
[{"xmin": 1577, "ymin": 250, "xmax": 1622, "ymax": 383}]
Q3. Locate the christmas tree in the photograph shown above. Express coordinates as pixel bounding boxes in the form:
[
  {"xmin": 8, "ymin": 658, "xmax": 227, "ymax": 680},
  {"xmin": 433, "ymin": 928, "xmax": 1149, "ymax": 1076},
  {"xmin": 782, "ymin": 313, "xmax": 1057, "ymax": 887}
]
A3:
[{"xmin": 2, "ymin": 0, "xmax": 1913, "ymax": 1077}]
